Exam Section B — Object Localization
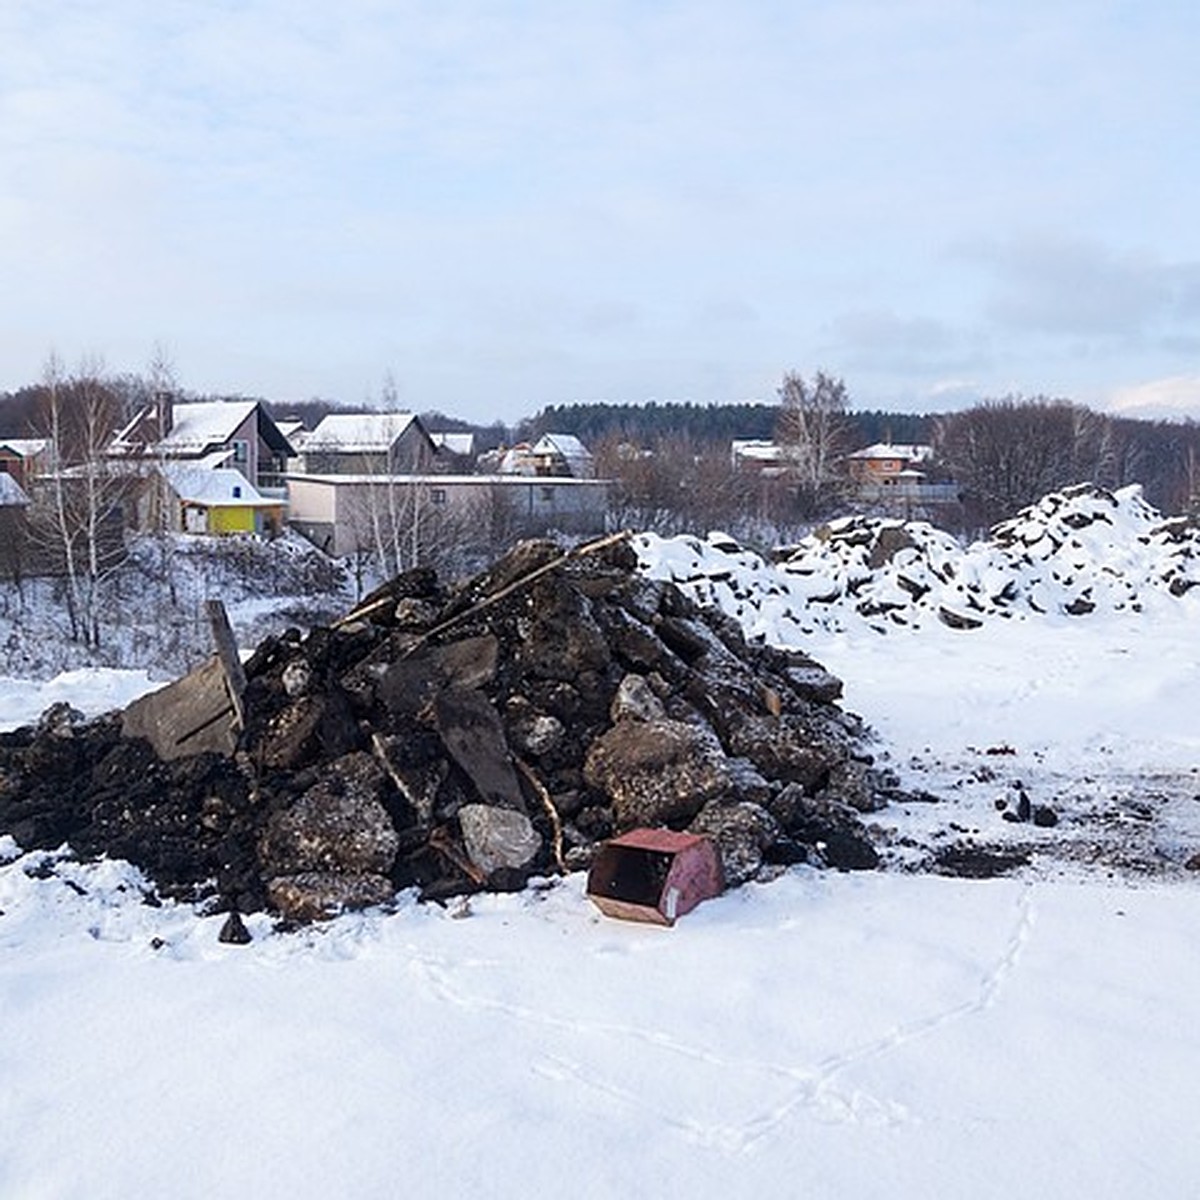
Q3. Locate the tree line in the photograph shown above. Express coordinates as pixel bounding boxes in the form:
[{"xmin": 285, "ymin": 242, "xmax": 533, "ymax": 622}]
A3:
[{"xmin": 522, "ymin": 399, "xmax": 933, "ymax": 450}]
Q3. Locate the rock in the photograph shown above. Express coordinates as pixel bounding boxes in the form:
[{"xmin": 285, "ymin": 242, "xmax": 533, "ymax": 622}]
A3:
[
  {"xmin": 654, "ymin": 616, "xmax": 711, "ymax": 664},
  {"xmin": 784, "ymin": 664, "xmax": 843, "ymax": 705},
  {"xmin": 377, "ymin": 635, "xmax": 499, "ymax": 717},
  {"xmin": 266, "ymin": 871, "xmax": 394, "ymax": 922},
  {"xmin": 258, "ymin": 689, "xmax": 359, "ymax": 771},
  {"xmin": 771, "ymin": 784, "xmax": 879, "ymax": 870},
  {"xmin": 433, "ymin": 687, "xmax": 527, "ymax": 812},
  {"xmin": 516, "ymin": 579, "xmax": 612, "ymax": 681},
  {"xmin": 584, "ymin": 718, "xmax": 732, "ymax": 828},
  {"xmin": 281, "ymin": 660, "xmax": 312, "ymax": 699},
  {"xmin": 218, "ymin": 910, "xmax": 252, "ymax": 944},
  {"xmin": 597, "ymin": 606, "xmax": 664, "ymax": 670},
  {"xmin": 1032, "ymin": 805, "xmax": 1058, "ymax": 827},
  {"xmin": 1016, "ymin": 788, "xmax": 1032, "ymax": 822},
  {"xmin": 609, "ymin": 673, "xmax": 666, "ymax": 723},
  {"xmin": 689, "ymin": 801, "xmax": 780, "ymax": 886},
  {"xmin": 939, "ymin": 606, "xmax": 984, "ymax": 631},
  {"xmin": 38, "ymin": 702, "xmax": 86, "ymax": 738},
  {"xmin": 458, "ymin": 804, "xmax": 542, "ymax": 875},
  {"xmin": 821, "ymin": 759, "xmax": 885, "ymax": 814},
  {"xmin": 258, "ymin": 752, "xmax": 399, "ymax": 876},
  {"xmin": 726, "ymin": 715, "xmax": 838, "ymax": 791},
  {"xmin": 869, "ymin": 524, "xmax": 915, "ymax": 569},
  {"xmin": 503, "ymin": 697, "xmax": 566, "ymax": 757}
]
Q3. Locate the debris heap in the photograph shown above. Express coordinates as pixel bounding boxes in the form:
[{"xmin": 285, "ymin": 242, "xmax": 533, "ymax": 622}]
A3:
[
  {"xmin": 0, "ymin": 535, "xmax": 882, "ymax": 921},
  {"xmin": 641, "ymin": 483, "xmax": 1200, "ymax": 638}
]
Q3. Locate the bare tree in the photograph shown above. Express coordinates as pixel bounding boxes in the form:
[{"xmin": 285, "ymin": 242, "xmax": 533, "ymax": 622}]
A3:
[
  {"xmin": 931, "ymin": 397, "xmax": 1125, "ymax": 526},
  {"xmin": 774, "ymin": 370, "xmax": 853, "ymax": 517},
  {"xmin": 343, "ymin": 478, "xmax": 484, "ymax": 596},
  {"xmin": 27, "ymin": 355, "xmax": 134, "ymax": 647}
]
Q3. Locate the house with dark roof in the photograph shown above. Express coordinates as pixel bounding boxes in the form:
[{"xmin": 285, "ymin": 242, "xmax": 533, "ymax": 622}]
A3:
[{"xmin": 109, "ymin": 399, "xmax": 295, "ymax": 495}]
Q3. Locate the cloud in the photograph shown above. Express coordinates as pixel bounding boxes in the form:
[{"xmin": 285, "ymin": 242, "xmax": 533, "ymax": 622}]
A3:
[
  {"xmin": 1104, "ymin": 375, "xmax": 1200, "ymax": 422},
  {"xmin": 823, "ymin": 308, "xmax": 989, "ymax": 376},
  {"xmin": 965, "ymin": 233, "xmax": 1200, "ymax": 343},
  {"xmin": 3, "ymin": 3, "xmax": 1200, "ymax": 419}
]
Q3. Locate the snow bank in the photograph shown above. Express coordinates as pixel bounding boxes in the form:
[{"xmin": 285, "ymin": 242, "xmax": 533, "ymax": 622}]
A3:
[{"xmin": 0, "ymin": 668, "xmax": 159, "ymax": 730}]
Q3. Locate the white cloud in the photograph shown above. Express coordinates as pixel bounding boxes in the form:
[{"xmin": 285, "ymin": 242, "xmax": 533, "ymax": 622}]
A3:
[{"xmin": 1104, "ymin": 375, "xmax": 1200, "ymax": 422}]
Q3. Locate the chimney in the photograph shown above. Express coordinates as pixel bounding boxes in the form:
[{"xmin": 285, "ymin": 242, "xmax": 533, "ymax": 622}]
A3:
[{"xmin": 154, "ymin": 390, "xmax": 174, "ymax": 441}]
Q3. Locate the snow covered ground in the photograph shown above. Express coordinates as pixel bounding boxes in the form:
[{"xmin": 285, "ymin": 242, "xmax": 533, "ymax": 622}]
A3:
[{"xmin": 3, "ymin": 486, "xmax": 1200, "ymax": 1197}]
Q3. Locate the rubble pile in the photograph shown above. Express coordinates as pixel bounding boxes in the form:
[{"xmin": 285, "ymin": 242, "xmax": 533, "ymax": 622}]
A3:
[
  {"xmin": 640, "ymin": 483, "xmax": 1200, "ymax": 637},
  {"xmin": 0, "ymin": 535, "xmax": 883, "ymax": 922}
]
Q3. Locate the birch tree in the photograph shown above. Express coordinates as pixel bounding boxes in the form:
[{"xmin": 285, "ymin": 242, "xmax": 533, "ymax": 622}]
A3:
[
  {"xmin": 774, "ymin": 370, "xmax": 853, "ymax": 517},
  {"xmin": 29, "ymin": 355, "xmax": 133, "ymax": 648}
]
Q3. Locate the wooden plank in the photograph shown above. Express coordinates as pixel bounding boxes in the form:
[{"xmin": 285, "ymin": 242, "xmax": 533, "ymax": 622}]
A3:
[
  {"xmin": 205, "ymin": 599, "xmax": 246, "ymax": 729},
  {"xmin": 121, "ymin": 656, "xmax": 239, "ymax": 760}
]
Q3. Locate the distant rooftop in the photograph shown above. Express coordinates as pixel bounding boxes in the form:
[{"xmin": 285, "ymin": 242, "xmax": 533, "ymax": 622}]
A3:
[{"xmin": 304, "ymin": 412, "xmax": 418, "ymax": 453}]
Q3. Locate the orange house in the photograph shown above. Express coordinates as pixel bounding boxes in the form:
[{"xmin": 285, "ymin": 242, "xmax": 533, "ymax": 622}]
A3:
[{"xmin": 845, "ymin": 442, "xmax": 932, "ymax": 487}]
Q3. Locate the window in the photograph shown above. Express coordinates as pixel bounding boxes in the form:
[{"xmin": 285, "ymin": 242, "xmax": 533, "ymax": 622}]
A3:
[
  {"xmin": 232, "ymin": 439, "xmax": 249, "ymax": 463},
  {"xmin": 232, "ymin": 485, "xmax": 242, "ymax": 498},
  {"xmin": 539, "ymin": 486, "xmax": 554, "ymax": 503},
  {"xmin": 430, "ymin": 487, "xmax": 447, "ymax": 505}
]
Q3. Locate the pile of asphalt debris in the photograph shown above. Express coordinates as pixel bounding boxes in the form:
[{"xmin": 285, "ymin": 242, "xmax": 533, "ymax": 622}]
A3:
[{"xmin": 0, "ymin": 534, "xmax": 887, "ymax": 924}]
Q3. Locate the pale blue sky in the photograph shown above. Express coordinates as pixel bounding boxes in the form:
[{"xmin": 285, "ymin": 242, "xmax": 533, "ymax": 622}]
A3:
[{"xmin": 3, "ymin": 1, "xmax": 1198, "ymax": 422}]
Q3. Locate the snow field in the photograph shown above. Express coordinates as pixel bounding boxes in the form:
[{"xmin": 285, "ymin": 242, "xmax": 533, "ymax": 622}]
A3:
[{"xmin": 3, "ymin": 848, "xmax": 1200, "ymax": 1199}]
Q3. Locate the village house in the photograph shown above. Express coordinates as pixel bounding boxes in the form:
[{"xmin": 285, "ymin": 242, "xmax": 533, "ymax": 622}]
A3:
[
  {"xmin": 488, "ymin": 433, "xmax": 596, "ymax": 479},
  {"xmin": 730, "ymin": 439, "xmax": 789, "ymax": 476},
  {"xmin": 428, "ymin": 431, "xmax": 477, "ymax": 472},
  {"xmin": 286, "ymin": 422, "xmax": 608, "ymax": 557},
  {"xmin": 845, "ymin": 442, "xmax": 961, "ymax": 511},
  {"xmin": 845, "ymin": 442, "xmax": 933, "ymax": 487},
  {"xmin": 0, "ymin": 438, "xmax": 52, "ymax": 492},
  {"xmin": 285, "ymin": 472, "xmax": 611, "ymax": 558},
  {"xmin": 107, "ymin": 399, "xmax": 295, "ymax": 536},
  {"xmin": 160, "ymin": 464, "xmax": 287, "ymax": 537},
  {"xmin": 299, "ymin": 412, "xmax": 436, "ymax": 475},
  {"xmin": 109, "ymin": 399, "xmax": 295, "ymax": 494}
]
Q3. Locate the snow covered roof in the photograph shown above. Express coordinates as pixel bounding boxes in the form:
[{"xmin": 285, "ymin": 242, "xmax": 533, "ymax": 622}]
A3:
[
  {"xmin": 848, "ymin": 442, "xmax": 933, "ymax": 462},
  {"xmin": 0, "ymin": 438, "xmax": 51, "ymax": 459},
  {"xmin": 731, "ymin": 439, "xmax": 786, "ymax": 462},
  {"xmin": 187, "ymin": 449, "xmax": 237, "ymax": 471},
  {"xmin": 109, "ymin": 400, "xmax": 293, "ymax": 460},
  {"xmin": 430, "ymin": 431, "xmax": 475, "ymax": 456},
  {"xmin": 160, "ymin": 401, "xmax": 258, "ymax": 452},
  {"xmin": 162, "ymin": 465, "xmax": 272, "ymax": 507},
  {"xmin": 533, "ymin": 433, "xmax": 592, "ymax": 460},
  {"xmin": 0, "ymin": 472, "xmax": 29, "ymax": 506},
  {"xmin": 304, "ymin": 413, "xmax": 418, "ymax": 453}
]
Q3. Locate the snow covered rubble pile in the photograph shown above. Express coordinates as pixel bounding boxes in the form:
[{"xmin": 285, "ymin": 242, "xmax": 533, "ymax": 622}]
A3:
[
  {"xmin": 0, "ymin": 536, "xmax": 884, "ymax": 923},
  {"xmin": 637, "ymin": 483, "xmax": 1200, "ymax": 638}
]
